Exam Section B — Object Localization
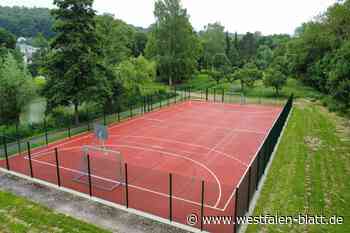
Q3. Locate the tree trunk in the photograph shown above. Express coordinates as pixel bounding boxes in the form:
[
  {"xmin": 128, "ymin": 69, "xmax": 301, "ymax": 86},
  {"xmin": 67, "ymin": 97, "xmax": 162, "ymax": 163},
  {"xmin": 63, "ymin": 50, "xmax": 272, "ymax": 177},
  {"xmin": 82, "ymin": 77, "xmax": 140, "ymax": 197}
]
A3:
[
  {"xmin": 74, "ymin": 103, "xmax": 79, "ymax": 125},
  {"xmin": 275, "ymin": 87, "xmax": 279, "ymax": 96},
  {"xmin": 169, "ymin": 76, "xmax": 173, "ymax": 86},
  {"xmin": 241, "ymin": 80, "xmax": 245, "ymax": 93}
]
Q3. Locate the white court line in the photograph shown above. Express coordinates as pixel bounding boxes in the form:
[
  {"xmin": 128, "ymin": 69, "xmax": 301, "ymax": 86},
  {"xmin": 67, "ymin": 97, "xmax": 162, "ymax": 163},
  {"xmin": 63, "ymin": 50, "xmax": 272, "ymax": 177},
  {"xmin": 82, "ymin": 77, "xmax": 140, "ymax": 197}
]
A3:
[
  {"xmin": 145, "ymin": 121, "xmax": 266, "ymax": 135},
  {"xmin": 109, "ymin": 135, "xmax": 249, "ymax": 167},
  {"xmin": 25, "ymin": 100, "xmax": 277, "ymax": 211},
  {"xmin": 192, "ymin": 100, "xmax": 280, "ymax": 113},
  {"xmin": 26, "ymin": 144, "xmax": 226, "ymax": 211},
  {"xmin": 28, "ymin": 101, "xmax": 190, "ymax": 159},
  {"xmin": 106, "ymin": 144, "xmax": 222, "ymax": 209}
]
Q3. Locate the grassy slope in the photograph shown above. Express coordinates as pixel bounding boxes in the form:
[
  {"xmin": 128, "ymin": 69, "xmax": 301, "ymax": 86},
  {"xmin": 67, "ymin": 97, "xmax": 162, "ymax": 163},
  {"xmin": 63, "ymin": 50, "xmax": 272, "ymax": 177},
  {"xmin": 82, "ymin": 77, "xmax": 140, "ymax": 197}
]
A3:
[
  {"xmin": 0, "ymin": 191, "xmax": 111, "ymax": 233},
  {"xmin": 184, "ymin": 73, "xmax": 350, "ymax": 232},
  {"xmin": 246, "ymin": 101, "xmax": 350, "ymax": 233}
]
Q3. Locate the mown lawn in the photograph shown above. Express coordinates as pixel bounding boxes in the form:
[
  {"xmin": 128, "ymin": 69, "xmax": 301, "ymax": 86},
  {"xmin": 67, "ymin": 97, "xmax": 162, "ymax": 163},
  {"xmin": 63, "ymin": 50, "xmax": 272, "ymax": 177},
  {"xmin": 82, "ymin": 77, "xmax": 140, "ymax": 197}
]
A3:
[
  {"xmin": 246, "ymin": 101, "xmax": 350, "ymax": 233},
  {"xmin": 182, "ymin": 72, "xmax": 321, "ymax": 100},
  {"xmin": 0, "ymin": 191, "xmax": 111, "ymax": 233}
]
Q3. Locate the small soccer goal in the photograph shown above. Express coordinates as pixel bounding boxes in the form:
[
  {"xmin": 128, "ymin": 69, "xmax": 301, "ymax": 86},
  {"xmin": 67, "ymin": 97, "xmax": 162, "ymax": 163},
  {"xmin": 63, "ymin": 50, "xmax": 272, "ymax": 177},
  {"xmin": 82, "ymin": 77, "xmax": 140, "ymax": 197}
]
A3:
[{"xmin": 74, "ymin": 145, "xmax": 124, "ymax": 191}]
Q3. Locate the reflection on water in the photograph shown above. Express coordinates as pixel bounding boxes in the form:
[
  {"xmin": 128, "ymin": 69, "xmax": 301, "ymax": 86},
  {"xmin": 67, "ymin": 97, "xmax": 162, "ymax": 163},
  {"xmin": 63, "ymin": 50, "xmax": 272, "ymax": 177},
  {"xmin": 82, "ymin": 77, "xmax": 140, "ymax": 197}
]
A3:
[{"xmin": 20, "ymin": 98, "xmax": 46, "ymax": 124}]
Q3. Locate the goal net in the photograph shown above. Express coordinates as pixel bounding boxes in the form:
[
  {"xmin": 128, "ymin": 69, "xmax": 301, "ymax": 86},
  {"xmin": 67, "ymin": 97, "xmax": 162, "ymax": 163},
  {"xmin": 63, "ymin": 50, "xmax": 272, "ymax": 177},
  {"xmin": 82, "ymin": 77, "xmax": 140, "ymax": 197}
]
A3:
[{"xmin": 74, "ymin": 145, "xmax": 124, "ymax": 191}]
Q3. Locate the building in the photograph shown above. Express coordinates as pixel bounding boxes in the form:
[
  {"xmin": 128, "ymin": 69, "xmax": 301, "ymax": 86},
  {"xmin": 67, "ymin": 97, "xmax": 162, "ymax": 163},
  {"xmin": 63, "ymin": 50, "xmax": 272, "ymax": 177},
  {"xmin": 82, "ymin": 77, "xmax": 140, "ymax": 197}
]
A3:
[{"xmin": 16, "ymin": 37, "xmax": 39, "ymax": 65}]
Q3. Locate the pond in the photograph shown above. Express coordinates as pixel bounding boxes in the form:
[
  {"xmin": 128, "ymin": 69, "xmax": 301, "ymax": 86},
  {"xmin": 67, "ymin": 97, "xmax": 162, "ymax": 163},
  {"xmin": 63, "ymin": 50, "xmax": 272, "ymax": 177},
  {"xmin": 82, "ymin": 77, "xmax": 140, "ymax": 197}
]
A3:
[{"xmin": 20, "ymin": 98, "xmax": 46, "ymax": 124}]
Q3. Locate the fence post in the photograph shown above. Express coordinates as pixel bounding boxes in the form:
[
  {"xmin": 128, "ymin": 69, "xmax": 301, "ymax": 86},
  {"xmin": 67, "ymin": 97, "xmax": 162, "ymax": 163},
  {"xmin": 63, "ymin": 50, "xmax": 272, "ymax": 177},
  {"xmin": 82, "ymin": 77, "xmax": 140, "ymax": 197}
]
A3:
[
  {"xmin": 247, "ymin": 167, "xmax": 252, "ymax": 212},
  {"xmin": 3, "ymin": 136, "xmax": 10, "ymax": 170},
  {"xmin": 214, "ymin": 88, "xmax": 216, "ymax": 102},
  {"xmin": 68, "ymin": 123, "xmax": 71, "ymax": 138},
  {"xmin": 200, "ymin": 180, "xmax": 205, "ymax": 231},
  {"xmin": 206, "ymin": 88, "xmax": 209, "ymax": 101},
  {"xmin": 159, "ymin": 93, "xmax": 162, "ymax": 109},
  {"xmin": 174, "ymin": 87, "xmax": 177, "ymax": 104},
  {"xmin": 233, "ymin": 187, "xmax": 239, "ymax": 233},
  {"xmin": 129, "ymin": 105, "xmax": 133, "ymax": 118},
  {"xmin": 256, "ymin": 154, "xmax": 260, "ymax": 190},
  {"xmin": 44, "ymin": 118, "xmax": 49, "ymax": 146},
  {"xmin": 222, "ymin": 89, "xmax": 225, "ymax": 103},
  {"xmin": 87, "ymin": 154, "xmax": 93, "ymax": 197},
  {"xmin": 103, "ymin": 109, "xmax": 107, "ymax": 126},
  {"xmin": 167, "ymin": 92, "xmax": 170, "ymax": 106},
  {"xmin": 55, "ymin": 148, "xmax": 61, "ymax": 187},
  {"xmin": 118, "ymin": 107, "xmax": 121, "ymax": 122},
  {"xmin": 150, "ymin": 95, "xmax": 154, "ymax": 110},
  {"xmin": 125, "ymin": 163, "xmax": 129, "ymax": 208},
  {"xmin": 16, "ymin": 123, "xmax": 21, "ymax": 153},
  {"xmin": 27, "ymin": 142, "xmax": 34, "ymax": 178},
  {"xmin": 87, "ymin": 108, "xmax": 91, "ymax": 131},
  {"xmin": 169, "ymin": 173, "xmax": 173, "ymax": 222}
]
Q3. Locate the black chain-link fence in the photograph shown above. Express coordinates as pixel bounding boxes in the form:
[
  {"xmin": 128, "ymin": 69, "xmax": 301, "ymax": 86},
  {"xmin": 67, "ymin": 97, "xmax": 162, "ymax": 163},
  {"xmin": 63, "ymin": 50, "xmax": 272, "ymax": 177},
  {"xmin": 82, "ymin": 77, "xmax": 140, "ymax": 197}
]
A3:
[{"xmin": 0, "ymin": 90, "xmax": 293, "ymax": 233}]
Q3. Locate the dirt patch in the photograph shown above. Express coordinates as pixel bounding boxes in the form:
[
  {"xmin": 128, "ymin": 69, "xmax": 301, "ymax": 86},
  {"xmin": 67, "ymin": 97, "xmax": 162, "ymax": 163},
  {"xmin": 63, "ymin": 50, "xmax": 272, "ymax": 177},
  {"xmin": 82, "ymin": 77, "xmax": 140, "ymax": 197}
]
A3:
[
  {"xmin": 304, "ymin": 136, "xmax": 322, "ymax": 152},
  {"xmin": 0, "ymin": 172, "xmax": 190, "ymax": 233}
]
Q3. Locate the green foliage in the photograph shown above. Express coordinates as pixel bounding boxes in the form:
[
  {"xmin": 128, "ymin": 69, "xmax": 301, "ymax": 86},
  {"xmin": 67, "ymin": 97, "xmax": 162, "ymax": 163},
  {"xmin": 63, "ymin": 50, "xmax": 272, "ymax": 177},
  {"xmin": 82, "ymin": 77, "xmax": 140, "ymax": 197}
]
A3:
[
  {"xmin": 0, "ymin": 6, "xmax": 54, "ymax": 38},
  {"xmin": 96, "ymin": 14, "xmax": 135, "ymax": 65},
  {"xmin": 256, "ymin": 45, "xmax": 273, "ymax": 70},
  {"xmin": 132, "ymin": 31, "xmax": 148, "ymax": 57},
  {"xmin": 238, "ymin": 32, "xmax": 258, "ymax": 62},
  {"xmin": 263, "ymin": 67, "xmax": 288, "ymax": 96},
  {"xmin": 327, "ymin": 41, "xmax": 350, "ymax": 110},
  {"xmin": 284, "ymin": 0, "xmax": 350, "ymax": 111},
  {"xmin": 149, "ymin": 0, "xmax": 201, "ymax": 85},
  {"xmin": 199, "ymin": 22, "xmax": 226, "ymax": 68},
  {"xmin": 44, "ymin": 0, "xmax": 102, "ymax": 124},
  {"xmin": 115, "ymin": 56, "xmax": 156, "ymax": 94},
  {"xmin": 0, "ymin": 53, "xmax": 35, "ymax": 124},
  {"xmin": 32, "ymin": 33, "xmax": 49, "ymax": 48},
  {"xmin": 231, "ymin": 62, "xmax": 262, "ymax": 92},
  {"xmin": 0, "ymin": 27, "xmax": 16, "ymax": 49}
]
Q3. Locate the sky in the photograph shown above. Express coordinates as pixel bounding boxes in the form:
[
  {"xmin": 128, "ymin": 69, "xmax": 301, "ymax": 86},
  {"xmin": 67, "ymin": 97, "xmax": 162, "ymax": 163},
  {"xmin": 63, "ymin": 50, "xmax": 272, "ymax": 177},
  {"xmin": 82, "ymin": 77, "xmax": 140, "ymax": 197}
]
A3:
[{"xmin": 1, "ymin": 0, "xmax": 338, "ymax": 35}]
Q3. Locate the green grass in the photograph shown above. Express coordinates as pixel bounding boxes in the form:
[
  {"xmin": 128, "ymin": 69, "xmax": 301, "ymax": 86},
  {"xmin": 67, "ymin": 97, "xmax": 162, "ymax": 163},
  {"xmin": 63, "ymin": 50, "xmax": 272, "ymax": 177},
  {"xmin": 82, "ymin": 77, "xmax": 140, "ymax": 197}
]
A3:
[
  {"xmin": 182, "ymin": 72, "xmax": 321, "ymax": 100},
  {"xmin": 0, "ymin": 191, "xmax": 111, "ymax": 233},
  {"xmin": 246, "ymin": 102, "xmax": 350, "ymax": 233}
]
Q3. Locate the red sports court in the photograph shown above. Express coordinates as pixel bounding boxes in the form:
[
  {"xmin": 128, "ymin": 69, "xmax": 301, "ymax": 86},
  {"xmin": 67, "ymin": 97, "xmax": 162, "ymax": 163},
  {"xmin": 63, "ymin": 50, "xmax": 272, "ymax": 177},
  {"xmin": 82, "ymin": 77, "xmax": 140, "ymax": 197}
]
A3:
[{"xmin": 2, "ymin": 100, "xmax": 283, "ymax": 233}]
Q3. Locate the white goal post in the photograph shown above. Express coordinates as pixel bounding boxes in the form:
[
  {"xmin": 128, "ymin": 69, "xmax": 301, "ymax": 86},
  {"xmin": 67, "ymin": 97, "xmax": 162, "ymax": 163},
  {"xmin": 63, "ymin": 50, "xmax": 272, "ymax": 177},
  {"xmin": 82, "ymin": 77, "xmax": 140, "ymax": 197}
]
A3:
[{"xmin": 74, "ymin": 145, "xmax": 125, "ymax": 191}]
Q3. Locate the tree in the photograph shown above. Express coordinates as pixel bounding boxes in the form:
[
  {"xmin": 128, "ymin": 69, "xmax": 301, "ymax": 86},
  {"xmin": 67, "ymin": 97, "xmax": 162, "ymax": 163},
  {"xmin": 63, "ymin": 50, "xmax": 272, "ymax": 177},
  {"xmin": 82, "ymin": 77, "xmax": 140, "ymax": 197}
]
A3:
[
  {"xmin": 132, "ymin": 31, "xmax": 148, "ymax": 57},
  {"xmin": 96, "ymin": 14, "xmax": 135, "ymax": 66},
  {"xmin": 239, "ymin": 32, "xmax": 258, "ymax": 62},
  {"xmin": 225, "ymin": 31, "xmax": 231, "ymax": 58},
  {"xmin": 199, "ymin": 22, "xmax": 226, "ymax": 68},
  {"xmin": 0, "ymin": 27, "xmax": 16, "ymax": 49},
  {"xmin": 29, "ymin": 33, "xmax": 50, "ymax": 77},
  {"xmin": 149, "ymin": 0, "xmax": 201, "ymax": 85},
  {"xmin": 327, "ymin": 41, "xmax": 350, "ymax": 108},
  {"xmin": 231, "ymin": 63, "xmax": 262, "ymax": 92},
  {"xmin": 0, "ymin": 53, "xmax": 35, "ymax": 124},
  {"xmin": 32, "ymin": 33, "xmax": 49, "ymax": 48},
  {"xmin": 116, "ymin": 56, "xmax": 156, "ymax": 93},
  {"xmin": 0, "ymin": 6, "xmax": 54, "ymax": 38},
  {"xmin": 43, "ymin": 0, "xmax": 101, "ymax": 124},
  {"xmin": 263, "ymin": 67, "xmax": 288, "ymax": 96},
  {"xmin": 256, "ymin": 45, "xmax": 273, "ymax": 70},
  {"xmin": 210, "ymin": 53, "xmax": 231, "ymax": 84}
]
